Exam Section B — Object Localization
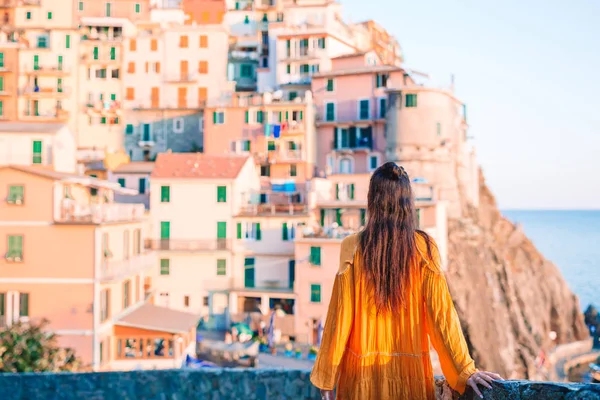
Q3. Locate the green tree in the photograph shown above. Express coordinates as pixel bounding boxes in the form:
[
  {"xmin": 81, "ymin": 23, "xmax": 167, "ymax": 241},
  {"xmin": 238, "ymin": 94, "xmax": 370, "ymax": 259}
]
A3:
[{"xmin": 0, "ymin": 319, "xmax": 83, "ymax": 373}]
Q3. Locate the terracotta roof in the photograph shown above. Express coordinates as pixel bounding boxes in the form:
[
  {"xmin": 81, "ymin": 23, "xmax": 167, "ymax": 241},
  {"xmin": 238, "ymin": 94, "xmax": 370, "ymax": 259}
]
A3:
[
  {"xmin": 0, "ymin": 122, "xmax": 65, "ymax": 134},
  {"xmin": 1, "ymin": 165, "xmax": 78, "ymax": 180},
  {"xmin": 332, "ymin": 51, "xmax": 370, "ymax": 60},
  {"xmin": 113, "ymin": 162, "xmax": 155, "ymax": 174},
  {"xmin": 151, "ymin": 153, "xmax": 249, "ymax": 179},
  {"xmin": 313, "ymin": 65, "xmax": 404, "ymax": 78},
  {"xmin": 115, "ymin": 304, "xmax": 199, "ymax": 334}
]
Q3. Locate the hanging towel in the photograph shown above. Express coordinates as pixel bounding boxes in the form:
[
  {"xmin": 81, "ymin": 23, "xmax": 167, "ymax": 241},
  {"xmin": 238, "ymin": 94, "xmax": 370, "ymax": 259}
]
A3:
[
  {"xmin": 264, "ymin": 123, "xmax": 271, "ymax": 137},
  {"xmin": 273, "ymin": 124, "xmax": 281, "ymax": 138}
]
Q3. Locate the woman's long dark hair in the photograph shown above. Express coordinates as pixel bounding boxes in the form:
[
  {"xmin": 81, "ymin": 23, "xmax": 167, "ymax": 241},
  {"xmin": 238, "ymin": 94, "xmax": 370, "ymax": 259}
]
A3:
[{"xmin": 358, "ymin": 162, "xmax": 433, "ymax": 312}]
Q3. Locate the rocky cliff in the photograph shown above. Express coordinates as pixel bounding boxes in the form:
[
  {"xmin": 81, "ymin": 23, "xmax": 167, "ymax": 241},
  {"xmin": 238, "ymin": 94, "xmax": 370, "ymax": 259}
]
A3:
[{"xmin": 445, "ymin": 171, "xmax": 589, "ymax": 379}]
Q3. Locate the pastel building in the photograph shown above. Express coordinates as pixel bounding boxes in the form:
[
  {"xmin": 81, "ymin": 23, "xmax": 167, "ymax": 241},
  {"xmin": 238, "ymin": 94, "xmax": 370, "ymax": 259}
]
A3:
[
  {"xmin": 111, "ymin": 161, "xmax": 155, "ymax": 209},
  {"xmin": 0, "ymin": 165, "xmax": 200, "ymax": 371},
  {"xmin": 122, "ymin": 13, "xmax": 230, "ymax": 160},
  {"xmin": 0, "ymin": 122, "xmax": 77, "ymax": 173}
]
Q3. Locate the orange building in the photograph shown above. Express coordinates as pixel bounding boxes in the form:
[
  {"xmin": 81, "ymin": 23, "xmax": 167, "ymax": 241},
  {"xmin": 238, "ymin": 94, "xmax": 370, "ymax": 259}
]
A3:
[
  {"xmin": 0, "ymin": 165, "xmax": 198, "ymax": 370},
  {"xmin": 182, "ymin": 0, "xmax": 226, "ymax": 25}
]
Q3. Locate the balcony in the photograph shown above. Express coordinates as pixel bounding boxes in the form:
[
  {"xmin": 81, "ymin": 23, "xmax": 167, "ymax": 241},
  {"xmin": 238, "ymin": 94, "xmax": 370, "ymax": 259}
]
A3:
[
  {"xmin": 81, "ymin": 50, "xmax": 121, "ymax": 64},
  {"xmin": 21, "ymin": 109, "xmax": 69, "ymax": 122},
  {"xmin": 317, "ymin": 99, "xmax": 386, "ymax": 126},
  {"xmin": 163, "ymin": 73, "xmax": 197, "ymax": 84},
  {"xmin": 413, "ymin": 182, "xmax": 435, "ymax": 203},
  {"xmin": 56, "ymin": 201, "xmax": 145, "ymax": 224},
  {"xmin": 99, "ymin": 251, "xmax": 155, "ymax": 282},
  {"xmin": 0, "ymin": 0, "xmax": 16, "ymax": 7},
  {"xmin": 331, "ymin": 126, "xmax": 374, "ymax": 153},
  {"xmin": 297, "ymin": 224, "xmax": 357, "ymax": 241},
  {"xmin": 238, "ymin": 203, "xmax": 308, "ymax": 216},
  {"xmin": 229, "ymin": 50, "xmax": 259, "ymax": 61},
  {"xmin": 281, "ymin": 74, "xmax": 312, "ymax": 86},
  {"xmin": 21, "ymin": 0, "xmax": 41, "ymax": 5},
  {"xmin": 281, "ymin": 48, "xmax": 327, "ymax": 62},
  {"xmin": 83, "ymin": 100, "xmax": 121, "ymax": 116},
  {"xmin": 262, "ymin": 148, "xmax": 304, "ymax": 164},
  {"xmin": 76, "ymin": 148, "xmax": 105, "ymax": 162},
  {"xmin": 23, "ymin": 65, "xmax": 71, "ymax": 76},
  {"xmin": 145, "ymin": 239, "xmax": 231, "ymax": 252},
  {"xmin": 18, "ymin": 86, "xmax": 71, "ymax": 98}
]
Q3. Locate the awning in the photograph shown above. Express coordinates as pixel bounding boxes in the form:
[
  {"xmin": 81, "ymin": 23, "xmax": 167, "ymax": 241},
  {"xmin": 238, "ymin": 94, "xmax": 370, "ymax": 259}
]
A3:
[{"xmin": 115, "ymin": 304, "xmax": 200, "ymax": 334}]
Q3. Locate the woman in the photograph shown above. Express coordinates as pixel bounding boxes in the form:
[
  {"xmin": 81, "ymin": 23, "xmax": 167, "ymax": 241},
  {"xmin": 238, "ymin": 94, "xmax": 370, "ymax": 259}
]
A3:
[{"xmin": 310, "ymin": 162, "xmax": 502, "ymax": 399}]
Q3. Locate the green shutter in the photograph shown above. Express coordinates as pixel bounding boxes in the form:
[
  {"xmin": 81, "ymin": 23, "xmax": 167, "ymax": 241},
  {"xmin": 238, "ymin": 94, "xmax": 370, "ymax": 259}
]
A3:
[
  {"xmin": 135, "ymin": 3, "xmax": 141, "ymax": 13},
  {"xmin": 137, "ymin": 178, "xmax": 145, "ymax": 194},
  {"xmin": 237, "ymin": 223, "xmax": 242, "ymax": 239},
  {"xmin": 416, "ymin": 208, "xmax": 421, "ymax": 228},
  {"xmin": 19, "ymin": 293, "xmax": 29, "ymax": 316},
  {"xmin": 213, "ymin": 111, "xmax": 217, "ymax": 124},
  {"xmin": 282, "ymin": 223, "xmax": 288, "ymax": 241},
  {"xmin": 78, "ymin": 1, "xmax": 83, "ymax": 10},
  {"xmin": 93, "ymin": 47, "xmax": 99, "ymax": 60},
  {"xmin": 32, "ymin": 140, "xmax": 42, "ymax": 164},
  {"xmin": 290, "ymin": 164, "xmax": 297, "ymax": 177},
  {"xmin": 349, "ymin": 184, "xmax": 355, "ymax": 200},
  {"xmin": 267, "ymin": 141, "xmax": 275, "ymax": 151},
  {"xmin": 245, "ymin": 110, "xmax": 249, "ymax": 123},
  {"xmin": 335, "ymin": 183, "xmax": 339, "ymax": 200},
  {"xmin": 310, "ymin": 246, "xmax": 321, "ymax": 266},
  {"xmin": 217, "ymin": 222, "xmax": 227, "ymax": 239},
  {"xmin": 310, "ymin": 284, "xmax": 321, "ymax": 302},
  {"xmin": 406, "ymin": 94, "xmax": 417, "ymax": 108},
  {"xmin": 160, "ymin": 186, "xmax": 170, "ymax": 202},
  {"xmin": 217, "ymin": 186, "xmax": 227, "ymax": 202},
  {"xmin": 160, "ymin": 259, "xmax": 170, "ymax": 275},
  {"xmin": 257, "ymin": 110, "xmax": 263, "ymax": 123},
  {"xmin": 0, "ymin": 53, "xmax": 3, "ymax": 68},
  {"xmin": 125, "ymin": 124, "xmax": 134, "ymax": 134},
  {"xmin": 244, "ymin": 258, "xmax": 255, "ymax": 288},
  {"xmin": 217, "ymin": 259, "xmax": 226, "ymax": 276},
  {"xmin": 106, "ymin": 2, "xmax": 111, "ymax": 16},
  {"xmin": 320, "ymin": 209, "xmax": 325, "ymax": 227},
  {"xmin": 0, "ymin": 293, "xmax": 4, "ymax": 317},
  {"xmin": 8, "ymin": 235, "xmax": 24, "ymax": 257},
  {"xmin": 379, "ymin": 98, "xmax": 386, "ymax": 118},
  {"xmin": 360, "ymin": 209, "xmax": 366, "ymax": 226},
  {"xmin": 33, "ymin": 55, "xmax": 39, "ymax": 70},
  {"xmin": 160, "ymin": 221, "xmax": 170, "ymax": 239},
  {"xmin": 47, "ymin": 11, "xmax": 52, "ymax": 19},
  {"xmin": 0, "ymin": 100, "xmax": 3, "ymax": 117},
  {"xmin": 117, "ymin": 178, "xmax": 125, "ymax": 187},
  {"xmin": 299, "ymin": 110, "xmax": 303, "ymax": 120},
  {"xmin": 255, "ymin": 223, "xmax": 261, "ymax": 240},
  {"xmin": 335, "ymin": 208, "xmax": 342, "ymax": 226},
  {"xmin": 326, "ymin": 79, "xmax": 334, "ymax": 91},
  {"xmin": 110, "ymin": 47, "xmax": 116, "ymax": 60},
  {"xmin": 8, "ymin": 185, "xmax": 23, "ymax": 202}
]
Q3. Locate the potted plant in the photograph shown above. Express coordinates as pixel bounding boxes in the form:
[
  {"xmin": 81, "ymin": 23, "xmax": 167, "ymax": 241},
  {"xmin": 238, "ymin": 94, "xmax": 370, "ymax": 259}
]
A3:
[
  {"xmin": 284, "ymin": 343, "xmax": 293, "ymax": 357},
  {"xmin": 295, "ymin": 347, "xmax": 303, "ymax": 359},
  {"xmin": 307, "ymin": 346, "xmax": 318, "ymax": 361}
]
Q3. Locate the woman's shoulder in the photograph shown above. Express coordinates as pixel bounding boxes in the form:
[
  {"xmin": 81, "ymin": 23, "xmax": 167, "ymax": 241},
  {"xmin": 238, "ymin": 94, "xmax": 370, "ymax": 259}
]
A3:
[
  {"xmin": 415, "ymin": 232, "xmax": 443, "ymax": 274},
  {"xmin": 338, "ymin": 233, "xmax": 359, "ymax": 274}
]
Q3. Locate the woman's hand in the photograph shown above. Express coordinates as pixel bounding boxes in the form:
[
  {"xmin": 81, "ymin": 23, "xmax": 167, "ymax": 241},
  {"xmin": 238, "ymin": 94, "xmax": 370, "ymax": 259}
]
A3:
[
  {"xmin": 466, "ymin": 371, "xmax": 504, "ymax": 398},
  {"xmin": 320, "ymin": 389, "xmax": 334, "ymax": 400}
]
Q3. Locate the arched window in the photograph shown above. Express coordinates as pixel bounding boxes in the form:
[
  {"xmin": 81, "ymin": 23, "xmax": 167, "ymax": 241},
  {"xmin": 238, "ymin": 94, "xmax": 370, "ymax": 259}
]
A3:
[{"xmin": 339, "ymin": 157, "xmax": 353, "ymax": 174}]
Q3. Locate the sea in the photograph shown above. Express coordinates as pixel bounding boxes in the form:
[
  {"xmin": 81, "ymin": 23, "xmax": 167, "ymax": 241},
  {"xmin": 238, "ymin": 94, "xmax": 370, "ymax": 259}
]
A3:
[{"xmin": 502, "ymin": 210, "xmax": 600, "ymax": 311}]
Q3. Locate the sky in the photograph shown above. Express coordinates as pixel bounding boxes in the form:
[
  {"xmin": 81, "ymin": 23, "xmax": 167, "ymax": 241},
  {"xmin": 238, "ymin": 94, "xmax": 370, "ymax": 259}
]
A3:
[{"xmin": 342, "ymin": 0, "xmax": 600, "ymax": 209}]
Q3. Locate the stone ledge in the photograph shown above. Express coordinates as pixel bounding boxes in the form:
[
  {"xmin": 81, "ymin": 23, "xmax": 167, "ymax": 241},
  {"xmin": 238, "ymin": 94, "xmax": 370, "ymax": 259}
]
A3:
[{"xmin": 0, "ymin": 369, "xmax": 598, "ymax": 400}]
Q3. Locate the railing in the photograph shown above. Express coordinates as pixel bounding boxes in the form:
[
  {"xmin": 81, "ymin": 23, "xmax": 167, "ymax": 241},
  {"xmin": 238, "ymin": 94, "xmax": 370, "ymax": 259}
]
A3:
[
  {"xmin": 56, "ymin": 202, "xmax": 145, "ymax": 224},
  {"xmin": 268, "ymin": 149, "xmax": 304, "ymax": 163},
  {"xmin": 281, "ymin": 74, "xmax": 312, "ymax": 85},
  {"xmin": 238, "ymin": 203, "xmax": 308, "ymax": 216},
  {"xmin": 23, "ymin": 65, "xmax": 70, "ymax": 74},
  {"xmin": 317, "ymin": 99, "xmax": 386, "ymax": 124},
  {"xmin": 145, "ymin": 239, "xmax": 231, "ymax": 252},
  {"xmin": 413, "ymin": 183, "xmax": 435, "ymax": 202},
  {"xmin": 83, "ymin": 100, "xmax": 121, "ymax": 113},
  {"xmin": 230, "ymin": 50, "xmax": 259, "ymax": 60},
  {"xmin": 76, "ymin": 149, "xmax": 105, "ymax": 162},
  {"xmin": 298, "ymin": 225, "xmax": 357, "ymax": 240},
  {"xmin": 164, "ymin": 73, "xmax": 197, "ymax": 83},
  {"xmin": 21, "ymin": 110, "xmax": 69, "ymax": 120},
  {"xmin": 99, "ymin": 251, "xmax": 155, "ymax": 281},
  {"xmin": 18, "ymin": 86, "xmax": 71, "ymax": 96},
  {"xmin": 282, "ymin": 48, "xmax": 327, "ymax": 60}
]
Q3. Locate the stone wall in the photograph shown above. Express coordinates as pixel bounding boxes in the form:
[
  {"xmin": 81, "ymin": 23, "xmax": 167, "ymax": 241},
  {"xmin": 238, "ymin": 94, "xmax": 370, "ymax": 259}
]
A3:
[{"xmin": 0, "ymin": 369, "xmax": 598, "ymax": 400}]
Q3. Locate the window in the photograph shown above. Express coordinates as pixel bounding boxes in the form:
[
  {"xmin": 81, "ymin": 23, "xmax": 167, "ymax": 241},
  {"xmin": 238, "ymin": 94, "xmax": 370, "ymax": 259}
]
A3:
[
  {"xmin": 7, "ymin": 235, "xmax": 23, "ymax": 259},
  {"xmin": 359, "ymin": 99, "xmax": 370, "ymax": 120},
  {"xmin": 244, "ymin": 15, "xmax": 249, "ymax": 24},
  {"xmin": 436, "ymin": 122, "xmax": 441, "ymax": 136},
  {"xmin": 117, "ymin": 178, "xmax": 125, "ymax": 188},
  {"xmin": 129, "ymin": 39, "xmax": 136, "ymax": 51},
  {"xmin": 95, "ymin": 68, "xmax": 107, "ymax": 79},
  {"xmin": 288, "ymin": 92, "xmax": 297, "ymax": 101},
  {"xmin": 0, "ymin": 293, "xmax": 4, "ymax": 320},
  {"xmin": 240, "ymin": 64, "xmax": 252, "ymax": 78},
  {"xmin": 105, "ymin": 2, "xmax": 112, "ymax": 16},
  {"xmin": 199, "ymin": 35, "xmax": 208, "ymax": 48},
  {"xmin": 125, "ymin": 124, "xmax": 134, "ymax": 135},
  {"xmin": 237, "ymin": 222, "xmax": 262, "ymax": 241},
  {"xmin": 65, "ymin": 34, "xmax": 71, "ymax": 49},
  {"xmin": 142, "ymin": 123, "xmax": 151, "ymax": 141},
  {"xmin": 282, "ymin": 222, "xmax": 295, "ymax": 241},
  {"xmin": 47, "ymin": 11, "xmax": 52, "ymax": 19},
  {"xmin": 379, "ymin": 98, "xmax": 386, "ymax": 118},
  {"xmin": 260, "ymin": 165, "xmax": 270, "ymax": 177},
  {"xmin": 198, "ymin": 61, "xmax": 208, "ymax": 74},
  {"xmin": 179, "ymin": 35, "xmax": 188, "ymax": 48},
  {"xmin": 78, "ymin": 1, "xmax": 83, "ymax": 11},
  {"xmin": 100, "ymin": 289, "xmax": 109, "ymax": 321},
  {"xmin": 8, "ymin": 185, "xmax": 24, "ymax": 204},
  {"xmin": 32, "ymin": 140, "xmax": 42, "ymax": 164},
  {"xmin": 290, "ymin": 164, "xmax": 297, "ymax": 177},
  {"xmin": 203, "ymin": 296, "xmax": 209, "ymax": 306},
  {"xmin": 0, "ymin": 100, "xmax": 3, "ymax": 117},
  {"xmin": 326, "ymin": 79, "xmax": 334, "ymax": 92},
  {"xmin": 406, "ymin": 94, "xmax": 417, "ymax": 108},
  {"xmin": 135, "ymin": 3, "xmax": 141, "ymax": 13},
  {"xmin": 375, "ymin": 73, "xmax": 388, "ymax": 88},
  {"xmin": 99, "ymin": 341, "xmax": 104, "ymax": 363},
  {"xmin": 309, "ymin": 246, "xmax": 321, "ymax": 266},
  {"xmin": 26, "ymin": 11, "xmax": 31, "ymax": 20},
  {"xmin": 310, "ymin": 284, "xmax": 321, "ymax": 303},
  {"xmin": 267, "ymin": 141, "xmax": 276, "ymax": 151},
  {"xmin": 318, "ymin": 38, "xmax": 326, "ymax": 49},
  {"xmin": 212, "ymin": 111, "xmax": 225, "ymax": 125},
  {"xmin": 184, "ymin": 296, "xmax": 190, "ymax": 307},
  {"xmin": 217, "ymin": 186, "xmax": 227, "ymax": 203},
  {"xmin": 125, "ymin": 87, "xmax": 134, "ymax": 100},
  {"xmin": 368, "ymin": 155, "xmax": 379, "ymax": 171},
  {"xmin": 93, "ymin": 46, "xmax": 99, "ymax": 60},
  {"xmin": 111, "ymin": 68, "xmax": 120, "ymax": 79},
  {"xmin": 0, "ymin": 53, "xmax": 3, "ymax": 68},
  {"xmin": 123, "ymin": 280, "xmax": 131, "ymax": 308},
  {"xmin": 160, "ymin": 186, "xmax": 170, "ymax": 203},
  {"xmin": 173, "ymin": 118, "xmax": 184, "ymax": 133},
  {"xmin": 286, "ymin": 64, "xmax": 291, "ymax": 74},
  {"xmin": 160, "ymin": 259, "xmax": 170, "ymax": 275},
  {"xmin": 416, "ymin": 208, "xmax": 421, "ymax": 228},
  {"xmin": 244, "ymin": 257, "xmax": 255, "ymax": 288},
  {"xmin": 150, "ymin": 38, "xmax": 157, "ymax": 51},
  {"xmin": 134, "ymin": 229, "xmax": 141, "ymax": 254},
  {"xmin": 110, "ymin": 47, "xmax": 116, "ymax": 60},
  {"xmin": 256, "ymin": 110, "xmax": 264, "ymax": 123},
  {"xmin": 325, "ymin": 102, "xmax": 335, "ymax": 121},
  {"xmin": 216, "ymin": 259, "xmax": 226, "ymax": 276},
  {"xmin": 138, "ymin": 178, "xmax": 146, "ymax": 194},
  {"xmin": 110, "ymin": 93, "xmax": 116, "ymax": 101}
]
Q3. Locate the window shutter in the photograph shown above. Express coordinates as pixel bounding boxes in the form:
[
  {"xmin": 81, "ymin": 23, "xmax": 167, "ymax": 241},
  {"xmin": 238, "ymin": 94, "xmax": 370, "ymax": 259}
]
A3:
[
  {"xmin": 333, "ymin": 128, "xmax": 339, "ymax": 149},
  {"xmin": 349, "ymin": 127, "xmax": 357, "ymax": 148},
  {"xmin": 320, "ymin": 209, "xmax": 325, "ymax": 226},
  {"xmin": 349, "ymin": 184, "xmax": 355, "ymax": 200},
  {"xmin": 335, "ymin": 183, "xmax": 339, "ymax": 200},
  {"xmin": 237, "ymin": 223, "xmax": 242, "ymax": 239},
  {"xmin": 256, "ymin": 223, "xmax": 261, "ymax": 240},
  {"xmin": 282, "ymin": 223, "xmax": 288, "ymax": 241},
  {"xmin": 245, "ymin": 110, "xmax": 249, "ymax": 123},
  {"xmin": 213, "ymin": 111, "xmax": 217, "ymax": 124}
]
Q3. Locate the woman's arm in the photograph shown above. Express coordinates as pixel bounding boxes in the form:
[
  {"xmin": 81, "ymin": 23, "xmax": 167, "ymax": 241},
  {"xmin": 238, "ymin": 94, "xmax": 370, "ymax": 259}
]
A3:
[
  {"xmin": 422, "ymin": 242, "xmax": 477, "ymax": 394},
  {"xmin": 310, "ymin": 236, "xmax": 356, "ymax": 391}
]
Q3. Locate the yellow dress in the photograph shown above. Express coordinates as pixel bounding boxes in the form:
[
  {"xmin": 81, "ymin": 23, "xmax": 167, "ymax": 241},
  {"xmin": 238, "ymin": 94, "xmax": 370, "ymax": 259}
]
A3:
[{"xmin": 310, "ymin": 234, "xmax": 477, "ymax": 399}]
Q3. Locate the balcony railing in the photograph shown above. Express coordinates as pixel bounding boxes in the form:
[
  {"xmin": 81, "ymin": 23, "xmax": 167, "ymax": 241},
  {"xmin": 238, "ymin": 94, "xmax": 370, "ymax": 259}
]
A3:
[
  {"xmin": 99, "ymin": 251, "xmax": 155, "ymax": 282},
  {"xmin": 163, "ymin": 73, "xmax": 197, "ymax": 83},
  {"xmin": 281, "ymin": 74, "xmax": 312, "ymax": 86},
  {"xmin": 21, "ymin": 109, "xmax": 69, "ymax": 121},
  {"xmin": 18, "ymin": 86, "xmax": 71, "ymax": 96},
  {"xmin": 229, "ymin": 50, "xmax": 259, "ymax": 60},
  {"xmin": 145, "ymin": 239, "xmax": 231, "ymax": 252},
  {"xmin": 23, "ymin": 65, "xmax": 71, "ymax": 74},
  {"xmin": 318, "ymin": 99, "xmax": 387, "ymax": 124},
  {"xmin": 57, "ymin": 201, "xmax": 145, "ymax": 224},
  {"xmin": 238, "ymin": 203, "xmax": 308, "ymax": 216}
]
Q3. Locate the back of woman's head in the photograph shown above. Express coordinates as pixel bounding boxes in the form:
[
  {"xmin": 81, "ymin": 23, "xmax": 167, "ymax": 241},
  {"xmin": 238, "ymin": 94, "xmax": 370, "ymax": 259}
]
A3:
[{"xmin": 358, "ymin": 162, "xmax": 431, "ymax": 312}]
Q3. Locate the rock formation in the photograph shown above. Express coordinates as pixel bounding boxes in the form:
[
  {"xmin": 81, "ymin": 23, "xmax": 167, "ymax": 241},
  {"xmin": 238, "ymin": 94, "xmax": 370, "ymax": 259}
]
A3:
[{"xmin": 445, "ymin": 171, "xmax": 589, "ymax": 379}]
